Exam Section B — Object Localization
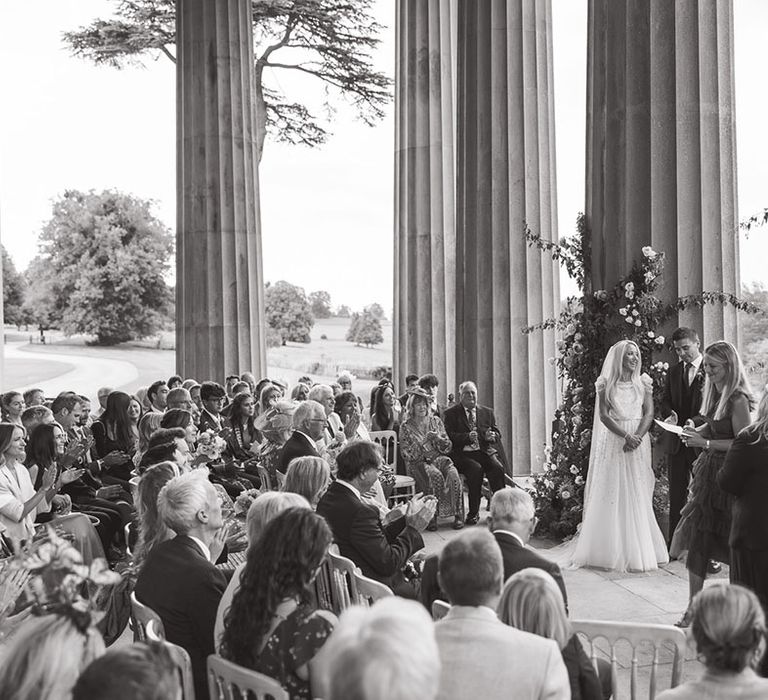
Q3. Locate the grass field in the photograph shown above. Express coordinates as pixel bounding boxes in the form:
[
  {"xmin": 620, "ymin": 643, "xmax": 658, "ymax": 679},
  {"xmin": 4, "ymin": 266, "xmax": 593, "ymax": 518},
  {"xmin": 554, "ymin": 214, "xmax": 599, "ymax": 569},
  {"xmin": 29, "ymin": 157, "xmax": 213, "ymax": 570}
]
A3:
[{"xmin": 2, "ymin": 318, "xmax": 393, "ymax": 399}]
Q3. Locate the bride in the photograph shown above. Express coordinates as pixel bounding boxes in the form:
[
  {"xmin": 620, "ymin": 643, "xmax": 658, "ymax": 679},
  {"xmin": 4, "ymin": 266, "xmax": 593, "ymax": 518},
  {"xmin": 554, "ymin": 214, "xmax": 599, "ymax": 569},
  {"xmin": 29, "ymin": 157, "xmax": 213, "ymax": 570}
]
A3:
[{"xmin": 552, "ymin": 339, "xmax": 669, "ymax": 572}]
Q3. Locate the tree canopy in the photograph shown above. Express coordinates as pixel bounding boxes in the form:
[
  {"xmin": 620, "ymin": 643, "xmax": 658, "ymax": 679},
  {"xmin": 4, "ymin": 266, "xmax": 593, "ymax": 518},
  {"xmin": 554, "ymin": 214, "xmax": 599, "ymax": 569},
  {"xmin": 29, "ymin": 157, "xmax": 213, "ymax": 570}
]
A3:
[
  {"xmin": 265, "ymin": 280, "xmax": 314, "ymax": 344},
  {"xmin": 346, "ymin": 309, "xmax": 382, "ymax": 347},
  {"xmin": 29, "ymin": 189, "xmax": 174, "ymax": 345},
  {"xmin": 1, "ymin": 245, "xmax": 25, "ymax": 327},
  {"xmin": 63, "ymin": 0, "xmax": 392, "ymax": 159},
  {"xmin": 309, "ymin": 290, "xmax": 332, "ymax": 318}
]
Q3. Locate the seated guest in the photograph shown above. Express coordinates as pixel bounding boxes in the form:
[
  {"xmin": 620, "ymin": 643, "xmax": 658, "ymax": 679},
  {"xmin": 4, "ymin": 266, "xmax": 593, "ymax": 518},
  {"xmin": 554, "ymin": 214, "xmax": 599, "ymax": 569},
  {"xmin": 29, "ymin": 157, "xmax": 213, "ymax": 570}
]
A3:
[
  {"xmin": 316, "ymin": 441, "xmax": 434, "ymax": 596},
  {"xmin": 219, "ymin": 508, "xmax": 336, "ymax": 700},
  {"xmin": 214, "ymin": 491, "xmax": 310, "ymax": 650},
  {"xmin": 72, "ymin": 641, "xmax": 180, "ymax": 700},
  {"xmin": 23, "ymin": 387, "xmax": 46, "ymax": 408},
  {"xmin": 658, "ymin": 583, "xmax": 768, "ymax": 699},
  {"xmin": 324, "ymin": 597, "xmax": 440, "ymax": 700},
  {"xmin": 417, "ymin": 373, "xmax": 444, "ymax": 418},
  {"xmin": 94, "ymin": 386, "xmax": 113, "ymax": 419},
  {"xmin": 498, "ymin": 569, "xmax": 603, "ymax": 700},
  {"xmin": 134, "ymin": 471, "xmax": 228, "ymax": 700},
  {"xmin": 283, "ymin": 456, "xmax": 332, "ymax": 508},
  {"xmin": 276, "ymin": 400, "xmax": 324, "ymax": 473},
  {"xmin": 443, "ymin": 381, "xmax": 507, "ymax": 525},
  {"xmin": 0, "ymin": 391, "xmax": 25, "ymax": 425},
  {"xmin": 197, "ymin": 381, "xmax": 227, "ymax": 433},
  {"xmin": 434, "ymin": 529, "xmax": 569, "ymax": 700},
  {"xmin": 240, "ymin": 371, "xmax": 257, "ymax": 394},
  {"xmin": 167, "ymin": 374, "xmax": 184, "ymax": 389},
  {"xmin": 258, "ymin": 383, "xmax": 283, "ymax": 416},
  {"xmin": 133, "ymin": 462, "xmax": 177, "ymax": 569},
  {"xmin": 370, "ymin": 383, "xmax": 401, "ymax": 432},
  {"xmin": 337, "ymin": 370, "xmax": 355, "ymax": 393},
  {"xmin": 398, "ymin": 373, "xmax": 420, "ymax": 408},
  {"xmin": 21, "ymin": 405, "xmax": 54, "ymax": 433},
  {"xmin": 308, "ymin": 384, "xmax": 345, "ymax": 448},
  {"xmin": 166, "ymin": 387, "xmax": 194, "ymax": 412},
  {"xmin": 0, "ymin": 612, "xmax": 105, "ymax": 700},
  {"xmin": 291, "ymin": 383, "xmax": 310, "ymax": 402},
  {"xmin": 160, "ymin": 408, "xmax": 198, "ymax": 448},
  {"xmin": 91, "ymin": 391, "xmax": 137, "ymax": 483},
  {"xmin": 400, "ymin": 388, "xmax": 464, "ymax": 530},
  {"xmin": 146, "ymin": 380, "xmax": 169, "ymax": 415},
  {"xmin": 490, "ymin": 488, "xmax": 567, "ymax": 608},
  {"xmin": 335, "ymin": 390, "xmax": 370, "ymax": 442},
  {"xmin": 255, "ymin": 400, "xmax": 296, "ymax": 485},
  {"xmin": 224, "ymin": 392, "xmax": 261, "ymax": 462},
  {"xmin": 225, "ymin": 374, "xmax": 241, "ymax": 401}
]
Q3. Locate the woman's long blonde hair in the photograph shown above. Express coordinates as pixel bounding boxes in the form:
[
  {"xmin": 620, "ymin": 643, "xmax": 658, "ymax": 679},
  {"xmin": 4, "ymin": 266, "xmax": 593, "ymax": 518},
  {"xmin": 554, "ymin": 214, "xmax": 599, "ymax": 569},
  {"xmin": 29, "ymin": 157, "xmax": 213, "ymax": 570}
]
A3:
[
  {"xmin": 599, "ymin": 340, "xmax": 645, "ymax": 415},
  {"xmin": 741, "ymin": 388, "xmax": 768, "ymax": 445},
  {"xmin": 497, "ymin": 568, "xmax": 570, "ymax": 649},
  {"xmin": 700, "ymin": 341, "xmax": 753, "ymax": 420}
]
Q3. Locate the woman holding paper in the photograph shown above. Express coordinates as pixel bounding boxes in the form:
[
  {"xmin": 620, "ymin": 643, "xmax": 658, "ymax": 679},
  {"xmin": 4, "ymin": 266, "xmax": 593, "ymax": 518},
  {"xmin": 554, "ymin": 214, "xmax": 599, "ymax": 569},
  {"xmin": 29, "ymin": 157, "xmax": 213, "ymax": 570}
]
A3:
[{"xmin": 670, "ymin": 341, "xmax": 753, "ymax": 626}]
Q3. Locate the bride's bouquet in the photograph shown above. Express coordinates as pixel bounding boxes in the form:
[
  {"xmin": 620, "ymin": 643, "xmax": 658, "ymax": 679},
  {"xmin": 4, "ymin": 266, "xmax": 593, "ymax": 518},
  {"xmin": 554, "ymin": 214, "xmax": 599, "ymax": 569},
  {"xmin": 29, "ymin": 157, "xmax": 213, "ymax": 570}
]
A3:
[{"xmin": 196, "ymin": 429, "xmax": 228, "ymax": 462}]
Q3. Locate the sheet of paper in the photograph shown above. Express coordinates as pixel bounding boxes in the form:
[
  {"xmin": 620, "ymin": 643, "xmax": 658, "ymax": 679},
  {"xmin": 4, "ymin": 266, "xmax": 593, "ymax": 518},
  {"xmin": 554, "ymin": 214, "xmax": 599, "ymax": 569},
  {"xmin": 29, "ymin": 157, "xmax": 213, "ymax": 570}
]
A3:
[{"xmin": 654, "ymin": 419, "xmax": 684, "ymax": 436}]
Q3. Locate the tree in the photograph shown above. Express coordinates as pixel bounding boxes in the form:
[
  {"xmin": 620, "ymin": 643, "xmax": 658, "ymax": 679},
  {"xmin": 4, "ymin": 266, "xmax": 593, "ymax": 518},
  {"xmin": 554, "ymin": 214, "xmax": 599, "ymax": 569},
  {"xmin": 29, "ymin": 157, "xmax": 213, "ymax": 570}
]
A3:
[
  {"xmin": 309, "ymin": 290, "xmax": 332, "ymax": 319},
  {"xmin": 265, "ymin": 280, "xmax": 313, "ymax": 344},
  {"xmin": 346, "ymin": 309, "xmax": 382, "ymax": 347},
  {"xmin": 63, "ymin": 0, "xmax": 392, "ymax": 161},
  {"xmin": 365, "ymin": 302, "xmax": 386, "ymax": 320},
  {"xmin": 1, "ymin": 245, "xmax": 25, "ymax": 327},
  {"xmin": 30, "ymin": 189, "xmax": 174, "ymax": 345},
  {"xmin": 336, "ymin": 304, "xmax": 351, "ymax": 318}
]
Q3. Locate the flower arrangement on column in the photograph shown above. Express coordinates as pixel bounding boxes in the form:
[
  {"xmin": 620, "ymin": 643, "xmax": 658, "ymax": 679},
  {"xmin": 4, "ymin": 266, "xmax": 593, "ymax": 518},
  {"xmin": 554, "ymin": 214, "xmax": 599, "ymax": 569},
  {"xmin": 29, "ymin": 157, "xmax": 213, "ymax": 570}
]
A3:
[{"xmin": 525, "ymin": 215, "xmax": 758, "ymax": 538}]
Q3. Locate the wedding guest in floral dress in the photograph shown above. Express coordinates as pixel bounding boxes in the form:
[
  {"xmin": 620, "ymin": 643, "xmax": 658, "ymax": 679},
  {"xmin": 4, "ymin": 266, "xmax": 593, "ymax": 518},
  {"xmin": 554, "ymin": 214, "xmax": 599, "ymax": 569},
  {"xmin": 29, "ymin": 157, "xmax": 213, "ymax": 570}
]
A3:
[
  {"xmin": 400, "ymin": 388, "xmax": 464, "ymax": 530},
  {"xmin": 255, "ymin": 401, "xmax": 296, "ymax": 487}
]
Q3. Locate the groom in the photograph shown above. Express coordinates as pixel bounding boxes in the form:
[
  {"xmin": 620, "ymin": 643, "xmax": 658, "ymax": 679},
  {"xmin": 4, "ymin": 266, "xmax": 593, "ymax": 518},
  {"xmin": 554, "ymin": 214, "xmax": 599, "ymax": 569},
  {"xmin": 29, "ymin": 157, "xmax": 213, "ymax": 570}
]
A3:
[{"xmin": 661, "ymin": 327, "xmax": 704, "ymax": 547}]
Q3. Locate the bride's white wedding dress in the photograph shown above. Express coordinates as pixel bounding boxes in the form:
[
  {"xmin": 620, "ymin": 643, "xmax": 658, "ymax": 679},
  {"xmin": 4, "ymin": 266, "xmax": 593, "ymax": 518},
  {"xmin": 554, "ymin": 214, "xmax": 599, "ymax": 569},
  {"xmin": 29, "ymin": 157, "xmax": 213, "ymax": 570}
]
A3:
[{"xmin": 549, "ymin": 374, "xmax": 669, "ymax": 572}]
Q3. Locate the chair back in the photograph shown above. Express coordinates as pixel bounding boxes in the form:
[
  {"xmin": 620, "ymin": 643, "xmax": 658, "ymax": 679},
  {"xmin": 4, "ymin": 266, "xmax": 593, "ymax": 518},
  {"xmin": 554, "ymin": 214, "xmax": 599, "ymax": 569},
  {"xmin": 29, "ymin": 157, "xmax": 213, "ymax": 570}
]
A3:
[
  {"xmin": 130, "ymin": 591, "xmax": 165, "ymax": 642},
  {"xmin": 369, "ymin": 430, "xmax": 398, "ymax": 468},
  {"xmin": 146, "ymin": 620, "xmax": 196, "ymax": 700},
  {"xmin": 275, "ymin": 470, "xmax": 286, "ymax": 490},
  {"xmin": 328, "ymin": 551, "xmax": 359, "ymax": 614},
  {"xmin": 207, "ymin": 654, "xmax": 288, "ymax": 700},
  {"xmin": 312, "ymin": 558, "xmax": 334, "ymax": 612},
  {"xmin": 571, "ymin": 619, "xmax": 687, "ymax": 699},
  {"xmin": 256, "ymin": 465, "xmax": 273, "ymax": 491},
  {"xmin": 129, "ymin": 475, "xmax": 141, "ymax": 500},
  {"xmin": 431, "ymin": 600, "xmax": 450, "ymax": 621},
  {"xmin": 353, "ymin": 570, "xmax": 393, "ymax": 607}
]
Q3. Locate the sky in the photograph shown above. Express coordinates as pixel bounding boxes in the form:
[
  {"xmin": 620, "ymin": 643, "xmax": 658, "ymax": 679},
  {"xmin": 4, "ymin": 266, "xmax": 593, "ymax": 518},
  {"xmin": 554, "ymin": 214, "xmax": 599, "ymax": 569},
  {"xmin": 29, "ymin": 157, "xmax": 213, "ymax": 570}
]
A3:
[{"xmin": 1, "ymin": 1, "xmax": 766, "ymax": 314}]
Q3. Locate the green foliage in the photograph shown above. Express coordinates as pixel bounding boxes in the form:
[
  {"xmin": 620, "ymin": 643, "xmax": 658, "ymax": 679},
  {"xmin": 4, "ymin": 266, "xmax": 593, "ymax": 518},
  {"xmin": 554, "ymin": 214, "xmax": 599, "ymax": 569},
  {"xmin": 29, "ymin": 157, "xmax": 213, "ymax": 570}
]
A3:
[
  {"xmin": 1, "ymin": 245, "xmax": 25, "ymax": 326},
  {"xmin": 346, "ymin": 310, "xmax": 382, "ymax": 347},
  {"xmin": 265, "ymin": 280, "xmax": 313, "ymax": 344},
  {"xmin": 309, "ymin": 290, "xmax": 332, "ymax": 319},
  {"xmin": 62, "ymin": 0, "xmax": 392, "ymax": 158},
  {"xmin": 365, "ymin": 302, "xmax": 386, "ymax": 320},
  {"xmin": 527, "ymin": 215, "xmax": 760, "ymax": 538},
  {"xmin": 29, "ymin": 189, "xmax": 174, "ymax": 345}
]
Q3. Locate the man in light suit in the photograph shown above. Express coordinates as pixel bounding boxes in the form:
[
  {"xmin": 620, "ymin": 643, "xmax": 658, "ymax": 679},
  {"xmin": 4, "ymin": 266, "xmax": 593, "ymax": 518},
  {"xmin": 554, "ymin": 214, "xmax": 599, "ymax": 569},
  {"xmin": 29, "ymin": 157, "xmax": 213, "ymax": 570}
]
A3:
[
  {"xmin": 434, "ymin": 529, "xmax": 569, "ymax": 700},
  {"xmin": 489, "ymin": 488, "xmax": 568, "ymax": 611},
  {"xmin": 443, "ymin": 381, "xmax": 508, "ymax": 524},
  {"xmin": 660, "ymin": 327, "xmax": 705, "ymax": 545},
  {"xmin": 276, "ymin": 400, "xmax": 324, "ymax": 473}
]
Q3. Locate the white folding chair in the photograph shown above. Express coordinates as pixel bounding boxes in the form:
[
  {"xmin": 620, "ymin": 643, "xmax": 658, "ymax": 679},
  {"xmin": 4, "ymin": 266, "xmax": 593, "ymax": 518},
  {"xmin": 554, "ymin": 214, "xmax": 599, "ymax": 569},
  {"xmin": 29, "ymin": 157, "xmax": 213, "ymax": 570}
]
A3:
[
  {"xmin": 146, "ymin": 619, "xmax": 196, "ymax": 700},
  {"xmin": 207, "ymin": 654, "xmax": 288, "ymax": 700}
]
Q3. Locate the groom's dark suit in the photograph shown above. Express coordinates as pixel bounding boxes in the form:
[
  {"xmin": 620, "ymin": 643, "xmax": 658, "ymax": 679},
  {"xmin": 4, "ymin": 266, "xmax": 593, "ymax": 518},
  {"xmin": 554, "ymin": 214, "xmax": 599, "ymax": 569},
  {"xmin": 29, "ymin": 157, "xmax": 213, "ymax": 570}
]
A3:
[{"xmin": 660, "ymin": 359, "xmax": 704, "ymax": 542}]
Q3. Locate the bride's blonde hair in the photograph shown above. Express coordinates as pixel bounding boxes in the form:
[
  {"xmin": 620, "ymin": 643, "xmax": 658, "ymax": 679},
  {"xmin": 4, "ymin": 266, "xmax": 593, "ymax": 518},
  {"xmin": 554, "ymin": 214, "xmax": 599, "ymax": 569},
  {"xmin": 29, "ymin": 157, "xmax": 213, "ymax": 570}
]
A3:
[{"xmin": 599, "ymin": 340, "xmax": 644, "ymax": 415}]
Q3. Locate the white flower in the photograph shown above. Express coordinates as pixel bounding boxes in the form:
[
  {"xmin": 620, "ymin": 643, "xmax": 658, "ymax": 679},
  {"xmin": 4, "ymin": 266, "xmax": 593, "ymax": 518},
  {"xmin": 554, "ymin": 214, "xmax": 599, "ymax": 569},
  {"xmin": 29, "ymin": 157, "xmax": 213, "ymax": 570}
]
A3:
[
  {"xmin": 593, "ymin": 289, "xmax": 608, "ymax": 301},
  {"xmin": 560, "ymin": 490, "xmax": 572, "ymax": 500},
  {"xmin": 565, "ymin": 323, "xmax": 576, "ymax": 337},
  {"xmin": 625, "ymin": 316, "xmax": 634, "ymax": 324},
  {"xmin": 619, "ymin": 307, "xmax": 628, "ymax": 316},
  {"xmin": 663, "ymin": 362, "xmax": 669, "ymax": 369},
  {"xmin": 545, "ymin": 479, "xmax": 554, "ymax": 490},
  {"xmin": 655, "ymin": 335, "xmax": 665, "ymax": 345},
  {"xmin": 644, "ymin": 271, "xmax": 655, "ymax": 284},
  {"xmin": 625, "ymin": 290, "xmax": 635, "ymax": 299},
  {"xmin": 647, "ymin": 331, "xmax": 655, "ymax": 338},
  {"xmin": 625, "ymin": 282, "xmax": 635, "ymax": 291},
  {"xmin": 574, "ymin": 332, "xmax": 583, "ymax": 341},
  {"xmin": 634, "ymin": 319, "xmax": 642, "ymax": 326},
  {"xmin": 631, "ymin": 309, "xmax": 639, "ymax": 316},
  {"xmin": 642, "ymin": 246, "xmax": 657, "ymax": 259},
  {"xmin": 569, "ymin": 465, "xmax": 579, "ymax": 475},
  {"xmin": 575, "ymin": 476, "xmax": 584, "ymax": 486}
]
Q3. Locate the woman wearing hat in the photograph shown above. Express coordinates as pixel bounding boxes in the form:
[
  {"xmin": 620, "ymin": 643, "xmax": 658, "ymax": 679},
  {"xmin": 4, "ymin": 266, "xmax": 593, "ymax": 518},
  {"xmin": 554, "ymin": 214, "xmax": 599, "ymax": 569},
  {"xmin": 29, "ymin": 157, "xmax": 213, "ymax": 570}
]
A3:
[
  {"xmin": 255, "ymin": 400, "xmax": 297, "ymax": 487},
  {"xmin": 400, "ymin": 387, "xmax": 464, "ymax": 530}
]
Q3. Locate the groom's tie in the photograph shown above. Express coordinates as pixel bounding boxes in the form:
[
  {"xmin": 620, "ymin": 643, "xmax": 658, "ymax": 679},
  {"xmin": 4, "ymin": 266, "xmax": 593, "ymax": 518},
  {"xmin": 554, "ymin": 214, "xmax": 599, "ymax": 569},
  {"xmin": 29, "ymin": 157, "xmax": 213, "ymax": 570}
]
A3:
[{"xmin": 683, "ymin": 362, "xmax": 692, "ymax": 388}]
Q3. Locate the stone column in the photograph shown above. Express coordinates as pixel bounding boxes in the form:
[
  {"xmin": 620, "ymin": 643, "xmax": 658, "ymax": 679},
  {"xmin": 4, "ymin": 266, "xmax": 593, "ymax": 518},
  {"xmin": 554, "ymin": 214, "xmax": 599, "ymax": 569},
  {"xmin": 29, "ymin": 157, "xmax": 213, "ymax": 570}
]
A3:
[
  {"xmin": 586, "ymin": 0, "xmax": 739, "ymax": 342},
  {"xmin": 394, "ymin": 0, "xmax": 457, "ymax": 403},
  {"xmin": 455, "ymin": 0, "xmax": 559, "ymax": 473},
  {"xmin": 0, "ymin": 215, "xmax": 4, "ymax": 383},
  {"xmin": 176, "ymin": 0, "xmax": 267, "ymax": 381}
]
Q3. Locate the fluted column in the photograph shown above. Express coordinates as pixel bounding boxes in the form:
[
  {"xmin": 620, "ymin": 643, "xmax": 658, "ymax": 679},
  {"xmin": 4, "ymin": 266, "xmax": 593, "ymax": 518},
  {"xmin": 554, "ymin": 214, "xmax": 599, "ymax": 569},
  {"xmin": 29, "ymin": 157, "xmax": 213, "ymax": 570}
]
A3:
[
  {"xmin": 455, "ymin": 0, "xmax": 559, "ymax": 474},
  {"xmin": 394, "ymin": 0, "xmax": 457, "ymax": 403},
  {"xmin": 176, "ymin": 0, "xmax": 267, "ymax": 381},
  {"xmin": 587, "ymin": 0, "xmax": 739, "ymax": 342}
]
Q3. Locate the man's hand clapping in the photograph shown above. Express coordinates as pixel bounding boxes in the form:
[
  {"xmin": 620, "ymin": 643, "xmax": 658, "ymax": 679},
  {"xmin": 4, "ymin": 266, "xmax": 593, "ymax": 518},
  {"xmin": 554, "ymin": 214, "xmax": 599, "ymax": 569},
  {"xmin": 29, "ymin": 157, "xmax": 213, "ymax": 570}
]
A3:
[{"xmin": 405, "ymin": 494, "xmax": 438, "ymax": 532}]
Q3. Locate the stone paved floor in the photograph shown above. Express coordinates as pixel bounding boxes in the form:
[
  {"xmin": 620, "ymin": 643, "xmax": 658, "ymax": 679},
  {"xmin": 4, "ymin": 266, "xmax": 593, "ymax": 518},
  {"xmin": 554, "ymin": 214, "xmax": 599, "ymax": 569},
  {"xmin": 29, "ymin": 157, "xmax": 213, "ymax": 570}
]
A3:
[{"xmin": 422, "ymin": 512, "xmax": 730, "ymax": 698}]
